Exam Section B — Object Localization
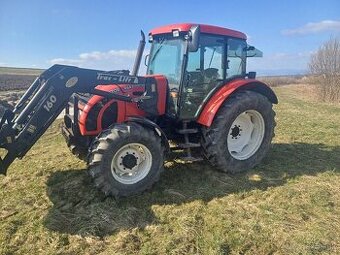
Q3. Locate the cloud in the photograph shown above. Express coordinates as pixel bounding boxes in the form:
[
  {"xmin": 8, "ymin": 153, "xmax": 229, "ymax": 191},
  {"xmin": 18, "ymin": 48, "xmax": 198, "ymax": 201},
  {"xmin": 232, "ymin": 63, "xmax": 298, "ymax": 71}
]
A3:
[
  {"xmin": 49, "ymin": 49, "xmax": 142, "ymax": 72},
  {"xmin": 282, "ymin": 20, "xmax": 340, "ymax": 36}
]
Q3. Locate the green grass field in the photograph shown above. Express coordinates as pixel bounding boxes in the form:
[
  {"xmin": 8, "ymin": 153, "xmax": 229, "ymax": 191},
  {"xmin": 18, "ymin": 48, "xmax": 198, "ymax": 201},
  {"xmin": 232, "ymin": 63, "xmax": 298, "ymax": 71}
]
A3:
[{"xmin": 0, "ymin": 84, "xmax": 339, "ymax": 254}]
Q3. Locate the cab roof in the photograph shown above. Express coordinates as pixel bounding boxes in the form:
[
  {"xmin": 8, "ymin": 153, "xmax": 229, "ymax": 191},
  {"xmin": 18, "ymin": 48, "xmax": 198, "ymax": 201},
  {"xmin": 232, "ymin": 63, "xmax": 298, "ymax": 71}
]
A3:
[{"xmin": 149, "ymin": 23, "xmax": 247, "ymax": 40}]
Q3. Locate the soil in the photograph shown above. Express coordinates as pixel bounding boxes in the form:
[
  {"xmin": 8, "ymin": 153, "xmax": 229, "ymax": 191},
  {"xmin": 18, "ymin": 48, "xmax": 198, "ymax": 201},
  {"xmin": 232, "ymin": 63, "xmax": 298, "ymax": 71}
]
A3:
[{"xmin": 0, "ymin": 90, "xmax": 25, "ymax": 109}]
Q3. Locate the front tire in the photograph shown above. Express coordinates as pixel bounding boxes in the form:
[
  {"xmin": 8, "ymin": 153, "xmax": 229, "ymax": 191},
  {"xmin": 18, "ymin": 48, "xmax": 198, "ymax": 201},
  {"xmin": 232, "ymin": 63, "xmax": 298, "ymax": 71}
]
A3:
[
  {"xmin": 88, "ymin": 123, "xmax": 164, "ymax": 198},
  {"xmin": 202, "ymin": 91, "xmax": 275, "ymax": 173}
]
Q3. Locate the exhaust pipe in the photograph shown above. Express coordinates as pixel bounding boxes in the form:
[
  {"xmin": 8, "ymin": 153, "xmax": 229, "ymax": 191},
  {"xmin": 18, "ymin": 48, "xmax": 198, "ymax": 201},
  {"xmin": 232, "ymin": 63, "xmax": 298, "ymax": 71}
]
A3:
[{"xmin": 131, "ymin": 30, "xmax": 146, "ymax": 76}]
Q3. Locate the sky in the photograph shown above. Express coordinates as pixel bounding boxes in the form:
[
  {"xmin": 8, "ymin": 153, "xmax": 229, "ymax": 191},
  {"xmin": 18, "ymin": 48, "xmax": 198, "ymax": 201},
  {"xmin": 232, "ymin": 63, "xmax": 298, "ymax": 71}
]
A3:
[{"xmin": 0, "ymin": 0, "xmax": 339, "ymax": 75}]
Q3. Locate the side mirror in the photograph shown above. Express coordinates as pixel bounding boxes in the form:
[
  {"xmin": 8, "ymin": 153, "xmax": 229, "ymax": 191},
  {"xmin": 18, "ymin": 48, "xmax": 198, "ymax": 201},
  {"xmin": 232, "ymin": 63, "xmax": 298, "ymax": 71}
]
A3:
[
  {"xmin": 144, "ymin": 54, "xmax": 149, "ymax": 66},
  {"xmin": 246, "ymin": 46, "xmax": 255, "ymax": 51},
  {"xmin": 245, "ymin": 45, "xmax": 263, "ymax": 57},
  {"xmin": 188, "ymin": 25, "xmax": 200, "ymax": 52},
  {"xmin": 247, "ymin": 72, "xmax": 256, "ymax": 79}
]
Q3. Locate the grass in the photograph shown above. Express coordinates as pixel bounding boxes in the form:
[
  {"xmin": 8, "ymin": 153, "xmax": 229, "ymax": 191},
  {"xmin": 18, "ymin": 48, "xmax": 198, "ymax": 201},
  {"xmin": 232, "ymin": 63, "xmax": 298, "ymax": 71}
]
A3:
[
  {"xmin": 0, "ymin": 84, "xmax": 340, "ymax": 254},
  {"xmin": 258, "ymin": 75, "xmax": 307, "ymax": 87}
]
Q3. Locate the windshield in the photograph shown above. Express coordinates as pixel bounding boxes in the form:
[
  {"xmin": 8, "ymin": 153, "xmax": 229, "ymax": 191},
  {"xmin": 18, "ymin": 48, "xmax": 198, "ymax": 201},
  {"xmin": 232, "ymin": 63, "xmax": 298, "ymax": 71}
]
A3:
[{"xmin": 147, "ymin": 37, "xmax": 185, "ymax": 89}]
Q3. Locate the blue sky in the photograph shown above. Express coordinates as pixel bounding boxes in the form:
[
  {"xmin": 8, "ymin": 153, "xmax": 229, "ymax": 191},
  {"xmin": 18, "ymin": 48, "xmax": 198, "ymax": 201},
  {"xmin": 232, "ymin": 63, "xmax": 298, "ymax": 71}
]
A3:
[{"xmin": 0, "ymin": 0, "xmax": 339, "ymax": 75}]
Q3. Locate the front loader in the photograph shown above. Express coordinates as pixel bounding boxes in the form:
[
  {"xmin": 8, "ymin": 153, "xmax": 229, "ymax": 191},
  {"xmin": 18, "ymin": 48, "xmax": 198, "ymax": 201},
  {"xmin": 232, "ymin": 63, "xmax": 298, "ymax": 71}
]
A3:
[
  {"xmin": 0, "ymin": 23, "xmax": 278, "ymax": 198},
  {"xmin": 0, "ymin": 65, "xmax": 157, "ymax": 168}
]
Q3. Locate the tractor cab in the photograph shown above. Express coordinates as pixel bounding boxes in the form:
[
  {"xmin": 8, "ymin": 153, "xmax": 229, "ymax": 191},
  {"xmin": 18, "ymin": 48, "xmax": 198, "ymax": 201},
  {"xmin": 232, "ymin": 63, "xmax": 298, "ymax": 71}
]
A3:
[{"xmin": 147, "ymin": 24, "xmax": 263, "ymax": 119}]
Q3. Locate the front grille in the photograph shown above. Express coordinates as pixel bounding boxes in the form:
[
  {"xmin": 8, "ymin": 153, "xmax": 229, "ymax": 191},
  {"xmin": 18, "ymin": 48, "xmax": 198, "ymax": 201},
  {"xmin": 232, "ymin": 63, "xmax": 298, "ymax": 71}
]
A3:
[
  {"xmin": 85, "ymin": 102, "xmax": 102, "ymax": 131},
  {"xmin": 101, "ymin": 102, "xmax": 117, "ymax": 129}
]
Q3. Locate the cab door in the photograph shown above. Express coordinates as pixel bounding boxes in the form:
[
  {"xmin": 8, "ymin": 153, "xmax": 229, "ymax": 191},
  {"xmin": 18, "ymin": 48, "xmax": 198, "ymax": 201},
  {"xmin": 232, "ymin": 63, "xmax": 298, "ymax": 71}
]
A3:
[{"xmin": 179, "ymin": 35, "xmax": 225, "ymax": 119}]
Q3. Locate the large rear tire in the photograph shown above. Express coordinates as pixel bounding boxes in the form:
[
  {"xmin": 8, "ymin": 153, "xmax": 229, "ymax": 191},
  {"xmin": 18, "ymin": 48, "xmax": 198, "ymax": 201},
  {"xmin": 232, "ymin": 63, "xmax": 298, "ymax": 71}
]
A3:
[
  {"xmin": 202, "ymin": 91, "xmax": 275, "ymax": 173},
  {"xmin": 88, "ymin": 123, "xmax": 164, "ymax": 198}
]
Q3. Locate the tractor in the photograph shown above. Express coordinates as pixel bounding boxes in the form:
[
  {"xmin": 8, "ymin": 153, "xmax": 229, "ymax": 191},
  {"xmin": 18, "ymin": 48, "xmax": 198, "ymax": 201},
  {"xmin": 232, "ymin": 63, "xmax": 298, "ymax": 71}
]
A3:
[{"xmin": 0, "ymin": 23, "xmax": 277, "ymax": 198}]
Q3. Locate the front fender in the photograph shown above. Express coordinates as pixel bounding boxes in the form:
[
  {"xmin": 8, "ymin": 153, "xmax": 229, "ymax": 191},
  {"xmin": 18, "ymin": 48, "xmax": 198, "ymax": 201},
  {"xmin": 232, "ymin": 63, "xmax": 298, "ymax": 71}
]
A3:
[
  {"xmin": 197, "ymin": 79, "xmax": 277, "ymax": 127},
  {"xmin": 127, "ymin": 116, "xmax": 170, "ymax": 155}
]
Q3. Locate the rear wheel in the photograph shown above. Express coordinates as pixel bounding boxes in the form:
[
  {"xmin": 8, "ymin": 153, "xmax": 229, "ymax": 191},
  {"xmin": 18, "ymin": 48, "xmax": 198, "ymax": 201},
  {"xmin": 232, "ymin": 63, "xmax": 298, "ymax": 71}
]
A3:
[
  {"xmin": 202, "ymin": 91, "xmax": 275, "ymax": 173},
  {"xmin": 88, "ymin": 123, "xmax": 164, "ymax": 198}
]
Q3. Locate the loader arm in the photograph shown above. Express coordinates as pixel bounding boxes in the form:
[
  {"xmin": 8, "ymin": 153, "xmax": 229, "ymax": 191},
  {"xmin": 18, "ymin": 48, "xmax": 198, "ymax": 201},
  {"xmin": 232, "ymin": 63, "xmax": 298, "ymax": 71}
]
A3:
[{"xmin": 0, "ymin": 64, "xmax": 151, "ymax": 175}]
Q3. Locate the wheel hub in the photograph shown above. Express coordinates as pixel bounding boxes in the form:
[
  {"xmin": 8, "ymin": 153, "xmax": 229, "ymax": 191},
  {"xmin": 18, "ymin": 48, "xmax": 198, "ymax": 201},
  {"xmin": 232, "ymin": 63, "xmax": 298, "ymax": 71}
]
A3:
[
  {"xmin": 227, "ymin": 110, "xmax": 265, "ymax": 160},
  {"xmin": 111, "ymin": 143, "xmax": 152, "ymax": 184},
  {"xmin": 230, "ymin": 125, "xmax": 242, "ymax": 139},
  {"xmin": 121, "ymin": 154, "xmax": 138, "ymax": 169}
]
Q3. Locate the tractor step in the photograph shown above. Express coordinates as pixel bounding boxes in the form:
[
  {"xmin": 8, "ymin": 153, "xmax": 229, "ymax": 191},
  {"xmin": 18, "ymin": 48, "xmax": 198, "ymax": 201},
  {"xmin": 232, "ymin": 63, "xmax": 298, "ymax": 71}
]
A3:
[
  {"xmin": 175, "ymin": 128, "xmax": 198, "ymax": 134},
  {"xmin": 177, "ymin": 142, "xmax": 201, "ymax": 149},
  {"xmin": 179, "ymin": 156, "xmax": 203, "ymax": 162}
]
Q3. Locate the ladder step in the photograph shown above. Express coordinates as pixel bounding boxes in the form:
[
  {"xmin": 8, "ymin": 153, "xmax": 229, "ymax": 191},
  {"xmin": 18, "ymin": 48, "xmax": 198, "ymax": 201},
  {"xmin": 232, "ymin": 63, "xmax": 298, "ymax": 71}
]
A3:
[
  {"xmin": 179, "ymin": 156, "xmax": 203, "ymax": 162},
  {"xmin": 176, "ymin": 128, "xmax": 198, "ymax": 134},
  {"xmin": 177, "ymin": 142, "xmax": 201, "ymax": 148}
]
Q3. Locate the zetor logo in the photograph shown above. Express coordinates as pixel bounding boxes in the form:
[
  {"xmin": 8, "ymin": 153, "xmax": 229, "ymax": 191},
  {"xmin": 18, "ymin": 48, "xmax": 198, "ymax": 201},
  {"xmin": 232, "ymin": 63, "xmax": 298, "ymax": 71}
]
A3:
[{"xmin": 97, "ymin": 73, "xmax": 138, "ymax": 83}]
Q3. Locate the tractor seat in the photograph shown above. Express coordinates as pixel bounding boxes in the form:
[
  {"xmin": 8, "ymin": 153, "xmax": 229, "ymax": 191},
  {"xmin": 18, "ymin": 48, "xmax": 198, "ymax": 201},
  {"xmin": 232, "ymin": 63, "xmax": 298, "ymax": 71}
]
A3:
[{"xmin": 203, "ymin": 68, "xmax": 219, "ymax": 81}]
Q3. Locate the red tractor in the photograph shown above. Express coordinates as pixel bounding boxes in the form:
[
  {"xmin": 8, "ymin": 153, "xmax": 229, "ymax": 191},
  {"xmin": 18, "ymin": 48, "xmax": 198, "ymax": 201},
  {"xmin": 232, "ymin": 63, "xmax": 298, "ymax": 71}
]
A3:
[{"xmin": 0, "ymin": 23, "xmax": 277, "ymax": 198}]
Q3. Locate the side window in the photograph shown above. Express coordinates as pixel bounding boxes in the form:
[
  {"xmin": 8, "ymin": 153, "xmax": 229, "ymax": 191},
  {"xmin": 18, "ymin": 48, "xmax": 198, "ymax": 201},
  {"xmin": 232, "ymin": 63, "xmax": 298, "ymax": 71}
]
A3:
[
  {"xmin": 185, "ymin": 35, "xmax": 224, "ymax": 88},
  {"xmin": 227, "ymin": 39, "xmax": 246, "ymax": 78},
  {"xmin": 204, "ymin": 46, "xmax": 223, "ymax": 80}
]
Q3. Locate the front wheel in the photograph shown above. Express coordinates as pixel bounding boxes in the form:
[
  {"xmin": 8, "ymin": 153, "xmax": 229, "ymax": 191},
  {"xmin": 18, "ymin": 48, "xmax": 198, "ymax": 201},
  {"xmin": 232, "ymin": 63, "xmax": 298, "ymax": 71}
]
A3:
[
  {"xmin": 202, "ymin": 91, "xmax": 276, "ymax": 173},
  {"xmin": 88, "ymin": 123, "xmax": 164, "ymax": 198}
]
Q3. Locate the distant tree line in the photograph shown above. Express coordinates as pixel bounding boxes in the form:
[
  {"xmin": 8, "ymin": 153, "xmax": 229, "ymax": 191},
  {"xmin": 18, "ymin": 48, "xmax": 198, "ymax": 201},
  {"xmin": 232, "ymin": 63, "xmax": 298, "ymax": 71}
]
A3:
[{"xmin": 309, "ymin": 37, "xmax": 340, "ymax": 103}]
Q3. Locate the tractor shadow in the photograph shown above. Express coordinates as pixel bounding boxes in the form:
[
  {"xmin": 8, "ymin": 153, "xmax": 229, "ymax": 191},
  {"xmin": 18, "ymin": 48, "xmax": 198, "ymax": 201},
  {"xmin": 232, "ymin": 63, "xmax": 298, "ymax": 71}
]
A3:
[{"xmin": 44, "ymin": 142, "xmax": 340, "ymax": 237}]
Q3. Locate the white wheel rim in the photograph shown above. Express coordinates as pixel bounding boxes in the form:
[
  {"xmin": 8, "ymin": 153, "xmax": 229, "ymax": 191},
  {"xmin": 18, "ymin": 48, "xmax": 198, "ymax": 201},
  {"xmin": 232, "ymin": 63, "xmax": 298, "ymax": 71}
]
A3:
[
  {"xmin": 111, "ymin": 143, "xmax": 152, "ymax": 184},
  {"xmin": 227, "ymin": 110, "xmax": 265, "ymax": 160}
]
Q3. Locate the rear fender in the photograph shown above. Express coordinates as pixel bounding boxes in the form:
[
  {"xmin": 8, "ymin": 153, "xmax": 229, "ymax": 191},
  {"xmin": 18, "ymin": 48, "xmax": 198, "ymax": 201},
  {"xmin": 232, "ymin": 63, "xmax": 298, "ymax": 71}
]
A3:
[{"xmin": 197, "ymin": 79, "xmax": 278, "ymax": 127}]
